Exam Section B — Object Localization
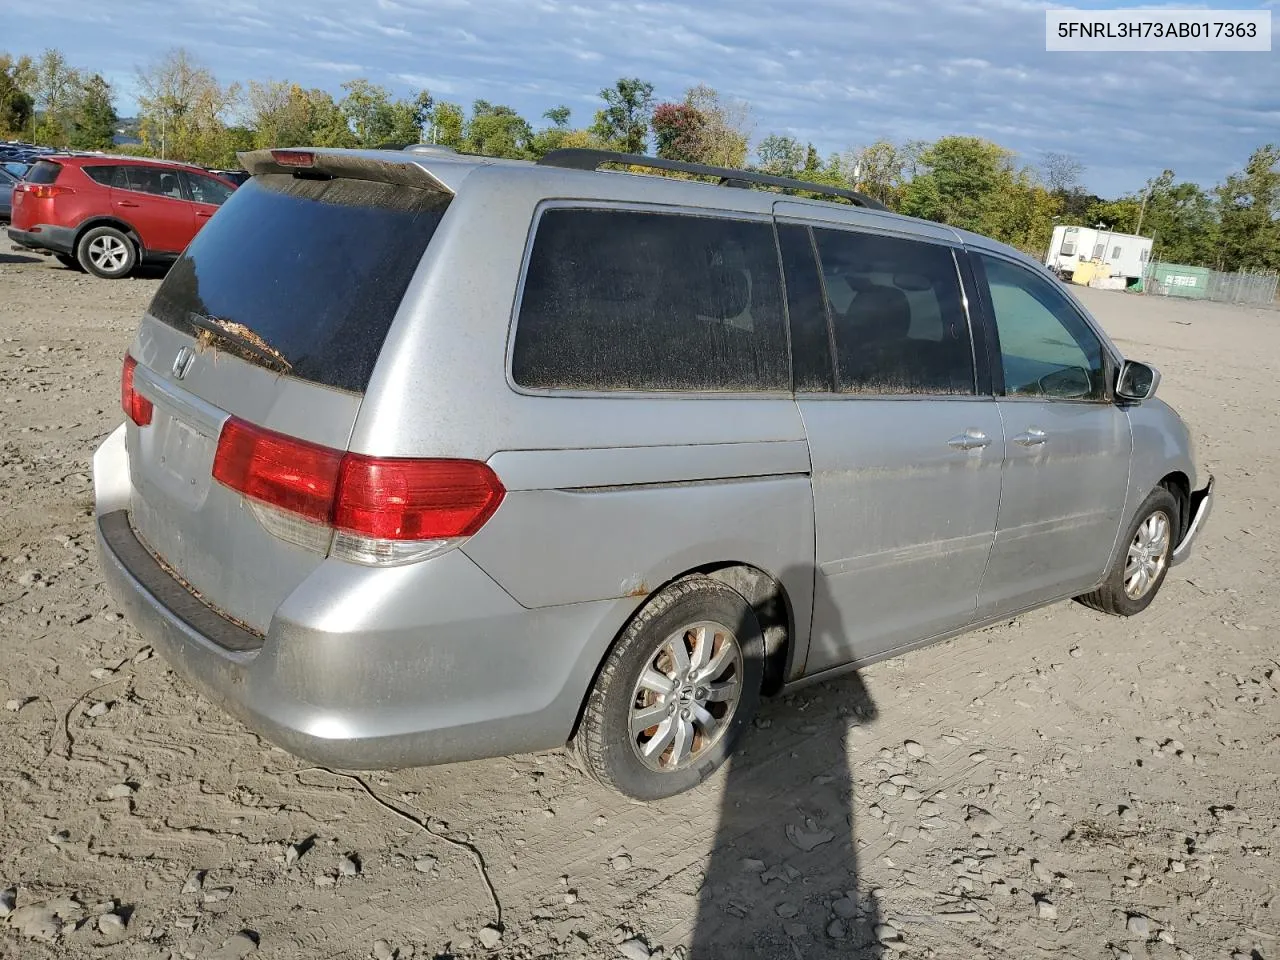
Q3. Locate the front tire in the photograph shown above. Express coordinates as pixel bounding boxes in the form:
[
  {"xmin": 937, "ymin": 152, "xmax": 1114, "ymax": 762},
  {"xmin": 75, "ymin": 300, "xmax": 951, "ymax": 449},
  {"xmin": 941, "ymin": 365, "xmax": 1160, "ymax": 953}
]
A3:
[
  {"xmin": 77, "ymin": 226, "xmax": 137, "ymax": 279},
  {"xmin": 1078, "ymin": 487, "xmax": 1179, "ymax": 616},
  {"xmin": 573, "ymin": 576, "xmax": 764, "ymax": 800}
]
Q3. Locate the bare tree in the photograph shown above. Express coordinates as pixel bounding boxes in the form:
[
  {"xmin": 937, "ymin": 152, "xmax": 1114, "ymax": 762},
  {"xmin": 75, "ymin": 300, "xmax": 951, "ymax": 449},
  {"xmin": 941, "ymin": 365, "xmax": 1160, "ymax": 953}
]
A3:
[
  {"xmin": 1041, "ymin": 151, "xmax": 1085, "ymax": 194},
  {"xmin": 136, "ymin": 48, "xmax": 238, "ymax": 161}
]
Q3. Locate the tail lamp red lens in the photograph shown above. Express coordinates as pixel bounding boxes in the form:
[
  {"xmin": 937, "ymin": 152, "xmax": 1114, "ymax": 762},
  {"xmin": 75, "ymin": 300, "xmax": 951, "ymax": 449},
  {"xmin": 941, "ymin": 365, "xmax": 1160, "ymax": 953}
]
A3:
[
  {"xmin": 121, "ymin": 355, "xmax": 153, "ymax": 426},
  {"xmin": 24, "ymin": 184, "xmax": 73, "ymax": 199},
  {"xmin": 212, "ymin": 418, "xmax": 342, "ymax": 523},
  {"xmin": 211, "ymin": 416, "xmax": 505, "ymax": 541}
]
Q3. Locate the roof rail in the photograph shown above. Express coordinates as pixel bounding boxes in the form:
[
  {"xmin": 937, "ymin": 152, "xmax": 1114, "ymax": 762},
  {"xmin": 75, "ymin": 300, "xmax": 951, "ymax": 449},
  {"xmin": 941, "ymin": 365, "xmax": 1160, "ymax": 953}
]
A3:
[
  {"xmin": 536, "ymin": 148, "xmax": 889, "ymax": 211},
  {"xmin": 402, "ymin": 143, "xmax": 458, "ymax": 155}
]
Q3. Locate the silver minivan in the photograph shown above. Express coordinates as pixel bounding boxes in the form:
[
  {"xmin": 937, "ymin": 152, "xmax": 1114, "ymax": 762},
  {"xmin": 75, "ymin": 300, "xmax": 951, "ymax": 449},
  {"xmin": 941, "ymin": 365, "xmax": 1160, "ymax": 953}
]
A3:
[{"xmin": 94, "ymin": 146, "xmax": 1213, "ymax": 800}]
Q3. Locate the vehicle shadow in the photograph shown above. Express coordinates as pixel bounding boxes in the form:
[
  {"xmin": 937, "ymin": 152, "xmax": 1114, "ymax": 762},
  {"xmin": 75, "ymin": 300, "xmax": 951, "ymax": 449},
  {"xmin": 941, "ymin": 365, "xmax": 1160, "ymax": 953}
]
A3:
[
  {"xmin": 688, "ymin": 566, "xmax": 883, "ymax": 958},
  {"xmin": 0, "ymin": 252, "xmax": 41, "ymax": 265}
]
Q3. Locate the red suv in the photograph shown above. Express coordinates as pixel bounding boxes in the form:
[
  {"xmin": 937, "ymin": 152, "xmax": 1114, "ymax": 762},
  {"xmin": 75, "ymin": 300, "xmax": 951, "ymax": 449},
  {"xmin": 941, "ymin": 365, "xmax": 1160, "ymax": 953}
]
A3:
[{"xmin": 7, "ymin": 155, "xmax": 238, "ymax": 279}]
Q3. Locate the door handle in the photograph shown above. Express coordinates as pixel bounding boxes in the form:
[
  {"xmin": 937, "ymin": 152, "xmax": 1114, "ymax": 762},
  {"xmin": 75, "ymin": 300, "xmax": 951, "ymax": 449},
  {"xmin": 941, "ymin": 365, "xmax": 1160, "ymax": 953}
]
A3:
[
  {"xmin": 116, "ymin": 201, "xmax": 140, "ymax": 208},
  {"xmin": 947, "ymin": 430, "xmax": 991, "ymax": 451},
  {"xmin": 1014, "ymin": 428, "xmax": 1048, "ymax": 447},
  {"xmin": 196, "ymin": 211, "xmax": 212, "ymax": 218}
]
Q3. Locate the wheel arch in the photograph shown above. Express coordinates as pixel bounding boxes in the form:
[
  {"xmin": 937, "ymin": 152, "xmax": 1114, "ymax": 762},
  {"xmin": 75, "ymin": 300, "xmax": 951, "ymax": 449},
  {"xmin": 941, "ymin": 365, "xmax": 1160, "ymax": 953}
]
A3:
[
  {"xmin": 74, "ymin": 217, "xmax": 145, "ymax": 258},
  {"xmin": 566, "ymin": 560, "xmax": 797, "ymax": 743},
  {"xmin": 1159, "ymin": 470, "xmax": 1191, "ymax": 539}
]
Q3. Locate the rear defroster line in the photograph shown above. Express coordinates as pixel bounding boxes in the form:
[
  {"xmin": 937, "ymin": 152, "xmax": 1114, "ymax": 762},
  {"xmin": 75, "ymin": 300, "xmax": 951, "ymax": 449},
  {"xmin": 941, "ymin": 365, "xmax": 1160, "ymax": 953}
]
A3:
[{"xmin": 293, "ymin": 767, "xmax": 502, "ymax": 929}]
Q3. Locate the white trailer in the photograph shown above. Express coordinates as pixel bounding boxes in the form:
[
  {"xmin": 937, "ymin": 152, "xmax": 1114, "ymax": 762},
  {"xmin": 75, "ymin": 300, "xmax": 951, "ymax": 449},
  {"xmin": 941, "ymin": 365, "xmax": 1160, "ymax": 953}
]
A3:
[{"xmin": 1045, "ymin": 225, "xmax": 1153, "ymax": 285}]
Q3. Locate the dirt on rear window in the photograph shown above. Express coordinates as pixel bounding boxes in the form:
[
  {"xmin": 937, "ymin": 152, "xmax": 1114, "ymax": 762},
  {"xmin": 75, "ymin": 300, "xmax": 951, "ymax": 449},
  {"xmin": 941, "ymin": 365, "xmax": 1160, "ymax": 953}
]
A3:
[{"xmin": 148, "ymin": 173, "xmax": 451, "ymax": 393}]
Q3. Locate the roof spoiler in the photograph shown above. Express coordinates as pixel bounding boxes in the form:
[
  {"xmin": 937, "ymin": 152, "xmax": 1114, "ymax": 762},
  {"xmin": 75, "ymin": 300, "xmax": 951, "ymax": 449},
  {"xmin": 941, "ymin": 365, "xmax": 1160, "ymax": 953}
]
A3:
[{"xmin": 237, "ymin": 149, "xmax": 453, "ymax": 193}]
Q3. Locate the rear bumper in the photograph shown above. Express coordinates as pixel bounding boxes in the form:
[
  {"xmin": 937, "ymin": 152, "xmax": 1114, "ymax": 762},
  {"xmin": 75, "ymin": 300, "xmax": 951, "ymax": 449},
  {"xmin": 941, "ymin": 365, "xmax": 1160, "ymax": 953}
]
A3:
[
  {"xmin": 1171, "ymin": 474, "xmax": 1213, "ymax": 567},
  {"xmin": 92, "ymin": 427, "xmax": 638, "ymax": 770},
  {"xmin": 7, "ymin": 224, "xmax": 76, "ymax": 255}
]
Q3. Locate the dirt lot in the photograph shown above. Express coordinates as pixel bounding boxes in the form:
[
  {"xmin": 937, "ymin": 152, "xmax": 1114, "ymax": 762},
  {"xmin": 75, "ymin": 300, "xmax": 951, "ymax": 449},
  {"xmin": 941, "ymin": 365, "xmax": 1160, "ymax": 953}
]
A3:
[{"xmin": 0, "ymin": 248, "xmax": 1277, "ymax": 960}]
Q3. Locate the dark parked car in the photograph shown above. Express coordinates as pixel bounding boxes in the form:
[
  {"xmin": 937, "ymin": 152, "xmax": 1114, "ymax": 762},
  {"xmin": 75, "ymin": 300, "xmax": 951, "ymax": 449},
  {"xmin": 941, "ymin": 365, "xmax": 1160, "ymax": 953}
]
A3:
[
  {"xmin": 207, "ymin": 168, "xmax": 250, "ymax": 186},
  {"xmin": 7, "ymin": 154, "xmax": 238, "ymax": 278},
  {"xmin": 0, "ymin": 168, "xmax": 18, "ymax": 223}
]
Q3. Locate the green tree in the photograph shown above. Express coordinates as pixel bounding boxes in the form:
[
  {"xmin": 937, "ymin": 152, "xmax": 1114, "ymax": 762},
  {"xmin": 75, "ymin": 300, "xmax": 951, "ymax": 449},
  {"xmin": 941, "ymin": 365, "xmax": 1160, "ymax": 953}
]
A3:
[
  {"xmin": 427, "ymin": 100, "xmax": 465, "ymax": 148},
  {"xmin": 850, "ymin": 140, "xmax": 911, "ymax": 208},
  {"xmin": 304, "ymin": 88, "xmax": 356, "ymax": 147},
  {"xmin": 340, "ymin": 78, "xmax": 396, "ymax": 146},
  {"xmin": 0, "ymin": 53, "xmax": 35, "ymax": 137},
  {"xmin": 591, "ymin": 77, "xmax": 654, "ymax": 154},
  {"xmin": 755, "ymin": 133, "xmax": 804, "ymax": 177},
  {"xmin": 528, "ymin": 106, "xmax": 580, "ymax": 157},
  {"xmin": 802, "ymin": 143, "xmax": 820, "ymax": 176},
  {"xmin": 463, "ymin": 100, "xmax": 532, "ymax": 158},
  {"xmin": 900, "ymin": 136, "xmax": 1017, "ymax": 236},
  {"xmin": 378, "ymin": 90, "xmax": 432, "ymax": 146},
  {"xmin": 68, "ymin": 73, "xmax": 117, "ymax": 150},
  {"xmin": 1216, "ymin": 144, "xmax": 1280, "ymax": 271},
  {"xmin": 30, "ymin": 48, "xmax": 81, "ymax": 145}
]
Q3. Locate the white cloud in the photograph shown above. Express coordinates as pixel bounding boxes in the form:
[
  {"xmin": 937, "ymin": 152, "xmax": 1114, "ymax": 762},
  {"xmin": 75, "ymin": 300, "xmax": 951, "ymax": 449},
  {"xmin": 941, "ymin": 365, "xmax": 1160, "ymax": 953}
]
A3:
[{"xmin": 4, "ymin": 0, "xmax": 1276, "ymax": 194}]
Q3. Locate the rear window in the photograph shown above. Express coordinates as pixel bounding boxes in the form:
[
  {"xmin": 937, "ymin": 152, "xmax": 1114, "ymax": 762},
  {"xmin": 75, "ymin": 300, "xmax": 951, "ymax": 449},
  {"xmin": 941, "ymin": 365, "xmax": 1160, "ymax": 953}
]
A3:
[
  {"xmin": 148, "ymin": 174, "xmax": 450, "ymax": 393},
  {"xmin": 512, "ymin": 208, "xmax": 789, "ymax": 392},
  {"xmin": 25, "ymin": 160, "xmax": 61, "ymax": 184}
]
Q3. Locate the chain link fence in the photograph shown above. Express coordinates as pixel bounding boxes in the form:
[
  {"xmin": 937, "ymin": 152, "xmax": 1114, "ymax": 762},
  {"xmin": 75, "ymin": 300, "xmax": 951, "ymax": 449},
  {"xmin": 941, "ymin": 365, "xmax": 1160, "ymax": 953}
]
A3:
[{"xmin": 1142, "ymin": 261, "xmax": 1279, "ymax": 307}]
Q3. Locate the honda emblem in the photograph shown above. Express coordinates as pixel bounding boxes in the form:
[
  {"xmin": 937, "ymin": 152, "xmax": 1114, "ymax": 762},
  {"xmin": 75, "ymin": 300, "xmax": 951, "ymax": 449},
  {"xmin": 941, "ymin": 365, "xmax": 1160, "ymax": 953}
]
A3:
[{"xmin": 172, "ymin": 346, "xmax": 195, "ymax": 381}]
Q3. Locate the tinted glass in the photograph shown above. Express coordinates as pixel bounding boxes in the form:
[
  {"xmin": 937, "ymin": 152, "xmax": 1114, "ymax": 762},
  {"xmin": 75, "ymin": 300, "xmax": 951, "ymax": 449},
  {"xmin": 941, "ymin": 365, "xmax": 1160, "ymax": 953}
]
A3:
[
  {"xmin": 25, "ymin": 160, "xmax": 61, "ymax": 185},
  {"xmin": 148, "ymin": 174, "xmax": 450, "ymax": 393},
  {"xmin": 979, "ymin": 254, "xmax": 1106, "ymax": 401},
  {"xmin": 513, "ymin": 209, "xmax": 789, "ymax": 392},
  {"xmin": 83, "ymin": 165, "xmax": 118, "ymax": 186},
  {"xmin": 812, "ymin": 229, "xmax": 975, "ymax": 395},
  {"xmin": 125, "ymin": 166, "xmax": 185, "ymax": 199},
  {"xmin": 0, "ymin": 169, "xmax": 15, "ymax": 184},
  {"xmin": 185, "ymin": 172, "xmax": 234, "ymax": 206},
  {"xmin": 777, "ymin": 223, "xmax": 834, "ymax": 392}
]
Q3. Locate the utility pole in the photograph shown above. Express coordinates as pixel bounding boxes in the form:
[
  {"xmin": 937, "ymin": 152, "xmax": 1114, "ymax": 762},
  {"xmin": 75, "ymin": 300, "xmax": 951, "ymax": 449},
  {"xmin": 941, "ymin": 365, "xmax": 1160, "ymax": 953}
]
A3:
[{"xmin": 1135, "ymin": 185, "xmax": 1150, "ymax": 236}]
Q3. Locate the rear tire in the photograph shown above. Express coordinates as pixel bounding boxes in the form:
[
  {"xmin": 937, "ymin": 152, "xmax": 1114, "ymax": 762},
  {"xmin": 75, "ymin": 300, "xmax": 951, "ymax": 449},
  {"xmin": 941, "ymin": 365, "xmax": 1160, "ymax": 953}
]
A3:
[
  {"xmin": 77, "ymin": 226, "xmax": 137, "ymax": 279},
  {"xmin": 1077, "ymin": 487, "xmax": 1179, "ymax": 616},
  {"xmin": 572, "ymin": 576, "xmax": 764, "ymax": 800}
]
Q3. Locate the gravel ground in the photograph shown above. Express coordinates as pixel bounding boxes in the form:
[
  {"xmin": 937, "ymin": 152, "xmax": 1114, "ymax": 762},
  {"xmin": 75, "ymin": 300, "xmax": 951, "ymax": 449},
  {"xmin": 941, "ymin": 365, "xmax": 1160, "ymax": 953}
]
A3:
[{"xmin": 1, "ymin": 248, "xmax": 1277, "ymax": 960}]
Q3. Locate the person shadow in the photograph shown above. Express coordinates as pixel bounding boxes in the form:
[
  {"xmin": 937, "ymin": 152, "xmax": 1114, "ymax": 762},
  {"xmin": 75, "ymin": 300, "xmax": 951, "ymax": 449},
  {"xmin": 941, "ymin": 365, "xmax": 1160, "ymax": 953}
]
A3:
[{"xmin": 687, "ymin": 565, "xmax": 883, "ymax": 959}]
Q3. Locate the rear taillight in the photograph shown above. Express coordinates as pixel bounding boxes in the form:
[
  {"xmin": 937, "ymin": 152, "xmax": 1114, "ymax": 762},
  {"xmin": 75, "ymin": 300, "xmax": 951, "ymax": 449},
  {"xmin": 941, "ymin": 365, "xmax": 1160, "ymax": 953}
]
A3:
[
  {"xmin": 210, "ymin": 416, "xmax": 505, "ymax": 565},
  {"xmin": 121, "ymin": 355, "xmax": 153, "ymax": 426},
  {"xmin": 334, "ymin": 456, "xmax": 506, "ymax": 540},
  {"xmin": 212, "ymin": 418, "xmax": 342, "ymax": 523},
  {"xmin": 24, "ymin": 184, "xmax": 73, "ymax": 199}
]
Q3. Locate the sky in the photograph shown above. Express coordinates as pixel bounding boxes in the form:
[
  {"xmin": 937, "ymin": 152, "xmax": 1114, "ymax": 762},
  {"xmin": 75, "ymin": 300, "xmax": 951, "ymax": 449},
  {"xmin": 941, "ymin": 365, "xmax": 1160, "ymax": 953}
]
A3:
[{"xmin": 6, "ymin": 0, "xmax": 1279, "ymax": 197}]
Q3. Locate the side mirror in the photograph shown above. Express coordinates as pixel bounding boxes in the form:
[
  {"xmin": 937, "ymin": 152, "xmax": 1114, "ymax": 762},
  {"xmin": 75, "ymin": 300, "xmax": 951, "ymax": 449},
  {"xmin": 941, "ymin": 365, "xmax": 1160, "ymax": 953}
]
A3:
[{"xmin": 1116, "ymin": 360, "xmax": 1160, "ymax": 402}]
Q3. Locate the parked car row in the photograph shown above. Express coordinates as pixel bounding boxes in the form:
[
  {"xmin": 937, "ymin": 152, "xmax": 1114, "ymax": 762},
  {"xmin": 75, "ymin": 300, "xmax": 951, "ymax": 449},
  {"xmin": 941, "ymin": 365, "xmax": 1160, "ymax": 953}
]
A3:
[{"xmin": 7, "ymin": 154, "xmax": 240, "ymax": 278}]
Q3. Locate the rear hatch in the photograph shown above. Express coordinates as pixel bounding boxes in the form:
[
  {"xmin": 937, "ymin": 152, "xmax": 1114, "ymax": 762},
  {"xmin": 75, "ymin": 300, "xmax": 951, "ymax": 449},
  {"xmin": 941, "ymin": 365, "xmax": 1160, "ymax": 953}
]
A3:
[
  {"xmin": 124, "ymin": 151, "xmax": 453, "ymax": 636},
  {"xmin": 10, "ymin": 159, "xmax": 63, "ymax": 228}
]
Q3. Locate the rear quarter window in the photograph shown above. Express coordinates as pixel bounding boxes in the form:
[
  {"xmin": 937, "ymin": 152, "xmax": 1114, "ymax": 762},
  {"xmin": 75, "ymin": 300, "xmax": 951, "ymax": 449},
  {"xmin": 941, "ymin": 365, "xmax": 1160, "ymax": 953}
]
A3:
[
  {"xmin": 147, "ymin": 174, "xmax": 450, "ymax": 393},
  {"xmin": 512, "ymin": 208, "xmax": 789, "ymax": 393},
  {"xmin": 82, "ymin": 165, "xmax": 119, "ymax": 186}
]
